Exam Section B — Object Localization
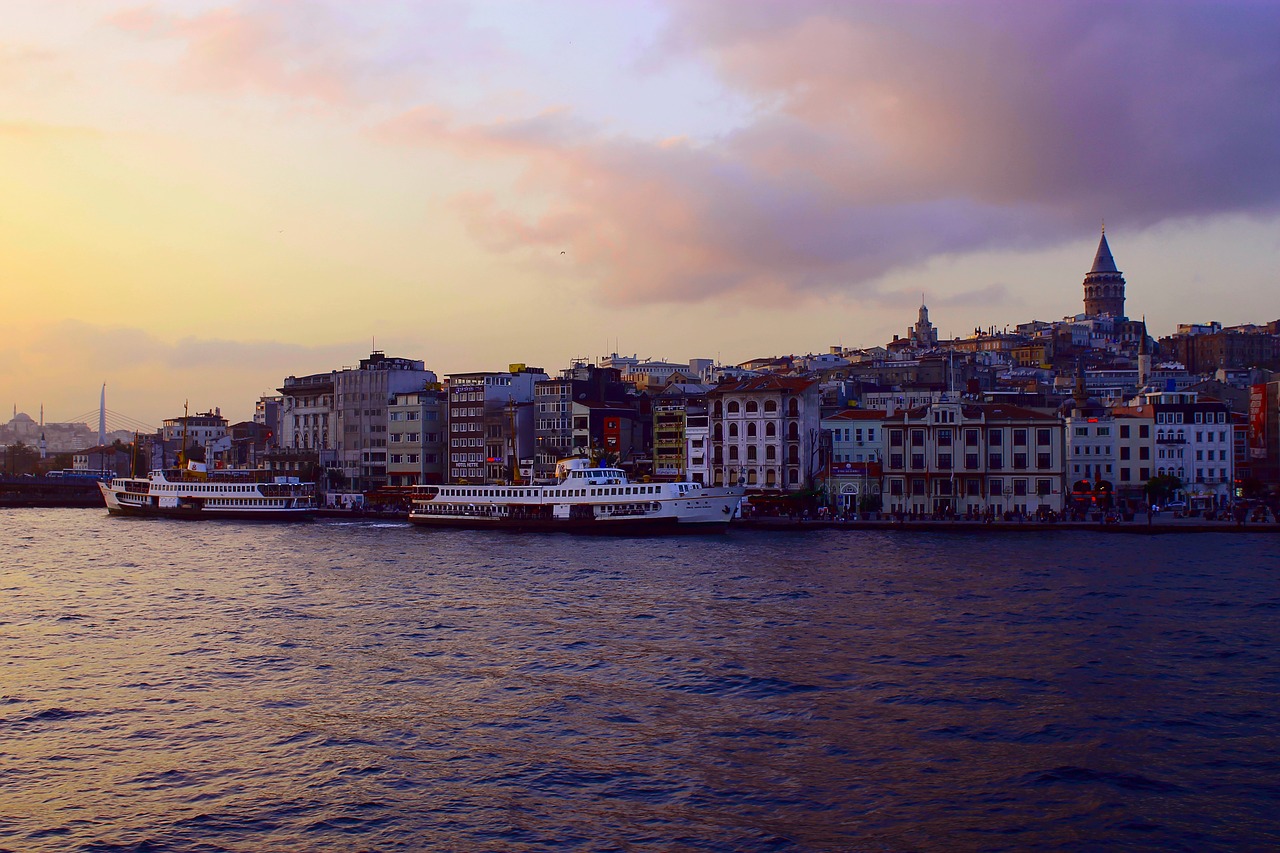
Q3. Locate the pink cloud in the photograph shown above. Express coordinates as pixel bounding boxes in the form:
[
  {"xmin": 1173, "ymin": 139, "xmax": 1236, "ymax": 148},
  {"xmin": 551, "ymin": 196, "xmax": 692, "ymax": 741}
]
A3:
[{"xmin": 374, "ymin": 1, "xmax": 1280, "ymax": 305}]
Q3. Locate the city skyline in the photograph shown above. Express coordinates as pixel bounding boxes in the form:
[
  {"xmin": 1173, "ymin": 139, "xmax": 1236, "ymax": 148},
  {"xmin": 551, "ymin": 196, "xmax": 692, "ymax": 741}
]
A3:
[{"xmin": 3, "ymin": 1, "xmax": 1279, "ymax": 427}]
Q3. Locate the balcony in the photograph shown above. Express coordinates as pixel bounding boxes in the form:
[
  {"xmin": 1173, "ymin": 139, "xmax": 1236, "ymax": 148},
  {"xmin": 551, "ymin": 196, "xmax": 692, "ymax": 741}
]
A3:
[{"xmin": 1156, "ymin": 437, "xmax": 1187, "ymax": 445}]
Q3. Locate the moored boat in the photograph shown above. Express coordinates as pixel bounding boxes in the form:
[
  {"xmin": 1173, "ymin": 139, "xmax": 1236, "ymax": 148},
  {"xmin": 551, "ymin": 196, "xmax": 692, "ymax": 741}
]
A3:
[
  {"xmin": 408, "ymin": 458, "xmax": 744, "ymax": 533},
  {"xmin": 99, "ymin": 462, "xmax": 316, "ymax": 521}
]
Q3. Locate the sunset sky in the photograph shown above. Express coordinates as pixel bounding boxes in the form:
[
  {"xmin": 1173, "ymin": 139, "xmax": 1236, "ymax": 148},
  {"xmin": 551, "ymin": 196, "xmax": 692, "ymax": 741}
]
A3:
[{"xmin": 3, "ymin": 0, "xmax": 1279, "ymax": 427}]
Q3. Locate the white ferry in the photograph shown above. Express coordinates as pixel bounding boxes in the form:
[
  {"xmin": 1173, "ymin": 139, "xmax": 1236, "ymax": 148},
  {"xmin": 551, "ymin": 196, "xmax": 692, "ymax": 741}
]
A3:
[
  {"xmin": 99, "ymin": 462, "xmax": 316, "ymax": 521},
  {"xmin": 408, "ymin": 458, "xmax": 744, "ymax": 533}
]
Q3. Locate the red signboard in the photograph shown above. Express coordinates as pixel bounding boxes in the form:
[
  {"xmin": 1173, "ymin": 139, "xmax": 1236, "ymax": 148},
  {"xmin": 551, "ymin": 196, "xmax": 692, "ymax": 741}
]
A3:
[
  {"xmin": 1249, "ymin": 383, "xmax": 1268, "ymax": 460},
  {"xmin": 603, "ymin": 417, "xmax": 621, "ymax": 452}
]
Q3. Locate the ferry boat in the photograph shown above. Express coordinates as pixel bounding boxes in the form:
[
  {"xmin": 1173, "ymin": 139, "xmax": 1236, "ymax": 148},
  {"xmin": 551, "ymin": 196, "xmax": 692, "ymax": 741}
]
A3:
[
  {"xmin": 408, "ymin": 458, "xmax": 745, "ymax": 533},
  {"xmin": 99, "ymin": 462, "xmax": 316, "ymax": 521}
]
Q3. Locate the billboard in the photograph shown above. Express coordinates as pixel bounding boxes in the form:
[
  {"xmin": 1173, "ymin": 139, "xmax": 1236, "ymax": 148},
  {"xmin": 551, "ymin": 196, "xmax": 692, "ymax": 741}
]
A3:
[{"xmin": 1249, "ymin": 383, "xmax": 1268, "ymax": 460}]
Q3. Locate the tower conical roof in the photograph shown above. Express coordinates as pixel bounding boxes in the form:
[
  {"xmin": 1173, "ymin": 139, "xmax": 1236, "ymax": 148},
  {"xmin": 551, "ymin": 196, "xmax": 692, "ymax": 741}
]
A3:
[{"xmin": 1090, "ymin": 231, "xmax": 1119, "ymax": 274}]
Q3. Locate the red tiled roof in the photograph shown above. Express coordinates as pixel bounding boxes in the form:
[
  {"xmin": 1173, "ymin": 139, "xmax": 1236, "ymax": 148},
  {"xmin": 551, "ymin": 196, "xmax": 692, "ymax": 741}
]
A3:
[{"xmin": 712, "ymin": 375, "xmax": 815, "ymax": 394}]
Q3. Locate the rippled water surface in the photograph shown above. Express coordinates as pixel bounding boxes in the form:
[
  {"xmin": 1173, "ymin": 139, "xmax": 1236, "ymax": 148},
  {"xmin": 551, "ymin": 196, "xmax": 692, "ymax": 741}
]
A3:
[{"xmin": 2, "ymin": 509, "xmax": 1278, "ymax": 851}]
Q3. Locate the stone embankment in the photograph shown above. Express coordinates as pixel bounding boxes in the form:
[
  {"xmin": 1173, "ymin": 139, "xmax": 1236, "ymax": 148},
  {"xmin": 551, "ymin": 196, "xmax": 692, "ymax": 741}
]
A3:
[{"xmin": 735, "ymin": 516, "xmax": 1280, "ymax": 534}]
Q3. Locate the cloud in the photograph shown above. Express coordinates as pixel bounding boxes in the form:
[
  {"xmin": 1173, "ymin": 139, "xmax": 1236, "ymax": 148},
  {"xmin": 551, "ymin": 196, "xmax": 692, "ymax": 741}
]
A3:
[
  {"xmin": 376, "ymin": 1, "xmax": 1280, "ymax": 305},
  {"xmin": 108, "ymin": 1, "xmax": 1280, "ymax": 306},
  {"xmin": 102, "ymin": 1, "xmax": 485, "ymax": 110}
]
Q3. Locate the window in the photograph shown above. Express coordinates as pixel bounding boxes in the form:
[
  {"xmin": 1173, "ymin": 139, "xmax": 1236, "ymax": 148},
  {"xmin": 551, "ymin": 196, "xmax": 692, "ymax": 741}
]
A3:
[
  {"xmin": 938, "ymin": 453, "xmax": 952, "ymax": 469},
  {"xmin": 1014, "ymin": 429, "xmax": 1028, "ymax": 446},
  {"xmin": 727, "ymin": 401, "xmax": 740, "ymax": 414},
  {"xmin": 911, "ymin": 453, "xmax": 925, "ymax": 470},
  {"xmin": 890, "ymin": 430, "xmax": 904, "ymax": 447},
  {"xmin": 1140, "ymin": 425, "xmax": 1149, "ymax": 438},
  {"xmin": 988, "ymin": 453, "xmax": 1003, "ymax": 469},
  {"xmin": 989, "ymin": 429, "xmax": 1003, "ymax": 446},
  {"xmin": 911, "ymin": 430, "xmax": 924, "ymax": 447},
  {"xmin": 1036, "ymin": 452, "xmax": 1051, "ymax": 469},
  {"xmin": 965, "ymin": 453, "xmax": 979, "ymax": 469},
  {"xmin": 938, "ymin": 428, "xmax": 953, "ymax": 447},
  {"xmin": 990, "ymin": 479, "xmax": 1003, "ymax": 496}
]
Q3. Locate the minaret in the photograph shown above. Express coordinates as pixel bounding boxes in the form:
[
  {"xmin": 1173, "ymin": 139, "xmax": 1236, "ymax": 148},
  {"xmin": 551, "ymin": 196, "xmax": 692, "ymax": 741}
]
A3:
[
  {"xmin": 1137, "ymin": 317, "xmax": 1152, "ymax": 388},
  {"xmin": 1082, "ymin": 225, "xmax": 1126, "ymax": 318},
  {"xmin": 39, "ymin": 404, "xmax": 47, "ymax": 460}
]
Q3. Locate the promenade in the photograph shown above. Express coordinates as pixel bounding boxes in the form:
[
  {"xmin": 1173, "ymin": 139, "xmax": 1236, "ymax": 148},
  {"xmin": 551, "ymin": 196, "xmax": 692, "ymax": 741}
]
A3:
[{"xmin": 736, "ymin": 515, "xmax": 1280, "ymax": 535}]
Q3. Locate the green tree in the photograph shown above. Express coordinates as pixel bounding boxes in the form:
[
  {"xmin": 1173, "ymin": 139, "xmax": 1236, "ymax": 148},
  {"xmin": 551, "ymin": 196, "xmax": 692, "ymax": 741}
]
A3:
[
  {"xmin": 1143, "ymin": 474, "xmax": 1184, "ymax": 505},
  {"xmin": 3, "ymin": 441, "xmax": 40, "ymax": 475}
]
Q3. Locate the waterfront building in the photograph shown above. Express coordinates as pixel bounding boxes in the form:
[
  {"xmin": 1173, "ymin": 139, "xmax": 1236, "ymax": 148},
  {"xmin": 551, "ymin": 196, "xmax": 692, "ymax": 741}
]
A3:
[
  {"xmin": 1113, "ymin": 390, "xmax": 1234, "ymax": 508},
  {"xmin": 161, "ymin": 408, "xmax": 228, "ymax": 465},
  {"xmin": 279, "ymin": 351, "xmax": 438, "ymax": 492},
  {"xmin": 278, "ymin": 373, "xmax": 335, "ymax": 459},
  {"xmin": 881, "ymin": 401, "xmax": 1065, "ymax": 517},
  {"xmin": 386, "ymin": 388, "xmax": 446, "ymax": 486},
  {"xmin": 447, "ymin": 365, "xmax": 547, "ymax": 484},
  {"xmin": 1062, "ymin": 394, "xmax": 1118, "ymax": 510},
  {"xmin": 650, "ymin": 381, "xmax": 713, "ymax": 483},
  {"xmin": 533, "ymin": 365, "xmax": 633, "ymax": 481},
  {"xmin": 708, "ymin": 375, "xmax": 822, "ymax": 490},
  {"xmin": 1110, "ymin": 411, "xmax": 1154, "ymax": 506},
  {"xmin": 254, "ymin": 395, "xmax": 282, "ymax": 443},
  {"xmin": 822, "ymin": 409, "xmax": 887, "ymax": 515}
]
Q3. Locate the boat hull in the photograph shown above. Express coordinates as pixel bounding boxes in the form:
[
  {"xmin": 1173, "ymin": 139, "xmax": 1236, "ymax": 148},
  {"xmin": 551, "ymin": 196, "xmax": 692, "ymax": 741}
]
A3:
[
  {"xmin": 407, "ymin": 514, "xmax": 732, "ymax": 534},
  {"xmin": 103, "ymin": 504, "xmax": 315, "ymax": 522}
]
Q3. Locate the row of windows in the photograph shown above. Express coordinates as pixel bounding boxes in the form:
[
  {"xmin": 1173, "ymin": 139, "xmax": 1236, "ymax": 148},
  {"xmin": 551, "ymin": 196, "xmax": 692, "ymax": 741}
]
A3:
[
  {"xmin": 715, "ymin": 422, "xmax": 794, "ymax": 439},
  {"xmin": 390, "ymin": 433, "xmax": 429, "ymax": 443},
  {"xmin": 715, "ymin": 399, "xmax": 800, "ymax": 415},
  {"xmin": 888, "ymin": 452, "xmax": 1054, "ymax": 470},
  {"xmin": 889, "ymin": 428, "xmax": 1053, "ymax": 448},
  {"xmin": 389, "ymin": 454, "xmax": 431, "ymax": 465},
  {"xmin": 887, "ymin": 478, "xmax": 1053, "ymax": 497}
]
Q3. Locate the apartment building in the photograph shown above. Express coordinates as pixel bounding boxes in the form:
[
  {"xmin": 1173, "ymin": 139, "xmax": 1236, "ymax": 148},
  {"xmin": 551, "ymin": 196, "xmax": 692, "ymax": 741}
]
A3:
[
  {"xmin": 447, "ymin": 365, "xmax": 548, "ymax": 484},
  {"xmin": 708, "ymin": 375, "xmax": 822, "ymax": 490},
  {"xmin": 881, "ymin": 401, "xmax": 1065, "ymax": 517},
  {"xmin": 386, "ymin": 388, "xmax": 446, "ymax": 486}
]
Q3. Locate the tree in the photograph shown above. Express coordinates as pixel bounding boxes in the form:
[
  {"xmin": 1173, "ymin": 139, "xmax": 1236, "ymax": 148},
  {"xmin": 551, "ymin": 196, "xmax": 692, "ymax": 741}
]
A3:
[
  {"xmin": 3, "ymin": 441, "xmax": 40, "ymax": 475},
  {"xmin": 1143, "ymin": 474, "xmax": 1183, "ymax": 506}
]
